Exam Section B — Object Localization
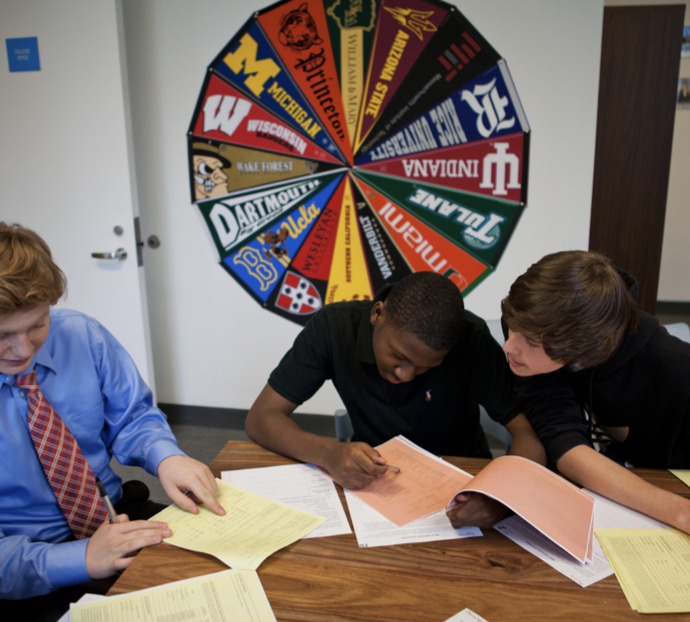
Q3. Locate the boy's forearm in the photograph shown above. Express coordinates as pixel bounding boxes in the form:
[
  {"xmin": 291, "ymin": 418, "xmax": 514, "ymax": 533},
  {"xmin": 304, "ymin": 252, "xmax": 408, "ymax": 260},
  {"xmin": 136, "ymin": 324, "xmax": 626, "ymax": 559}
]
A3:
[
  {"xmin": 557, "ymin": 445, "xmax": 690, "ymax": 533},
  {"xmin": 508, "ymin": 433, "xmax": 547, "ymax": 465},
  {"xmin": 245, "ymin": 402, "xmax": 339, "ymax": 468},
  {"xmin": 505, "ymin": 414, "xmax": 547, "ymax": 465}
]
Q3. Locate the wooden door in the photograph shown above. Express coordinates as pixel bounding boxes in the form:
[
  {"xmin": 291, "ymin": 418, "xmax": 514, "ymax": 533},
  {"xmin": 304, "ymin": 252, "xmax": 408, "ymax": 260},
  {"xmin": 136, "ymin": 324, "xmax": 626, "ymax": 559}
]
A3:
[{"xmin": 589, "ymin": 5, "xmax": 685, "ymax": 314}]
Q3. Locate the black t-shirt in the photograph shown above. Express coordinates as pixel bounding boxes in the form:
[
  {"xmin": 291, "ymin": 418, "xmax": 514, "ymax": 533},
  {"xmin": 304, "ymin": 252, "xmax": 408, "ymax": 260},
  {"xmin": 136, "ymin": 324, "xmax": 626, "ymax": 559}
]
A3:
[
  {"xmin": 509, "ymin": 312, "xmax": 690, "ymax": 468},
  {"xmin": 269, "ymin": 290, "xmax": 519, "ymax": 457}
]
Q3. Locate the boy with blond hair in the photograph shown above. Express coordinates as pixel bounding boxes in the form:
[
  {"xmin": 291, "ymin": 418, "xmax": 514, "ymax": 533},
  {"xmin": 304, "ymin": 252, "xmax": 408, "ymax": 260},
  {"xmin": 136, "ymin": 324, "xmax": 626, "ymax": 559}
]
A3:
[{"xmin": 0, "ymin": 222, "xmax": 223, "ymax": 617}]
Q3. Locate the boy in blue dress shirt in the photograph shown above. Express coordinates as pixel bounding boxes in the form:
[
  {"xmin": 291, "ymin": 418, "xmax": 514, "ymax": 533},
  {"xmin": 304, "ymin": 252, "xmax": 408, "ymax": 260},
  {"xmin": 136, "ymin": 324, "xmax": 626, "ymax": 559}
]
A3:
[{"xmin": 0, "ymin": 222, "xmax": 224, "ymax": 616}]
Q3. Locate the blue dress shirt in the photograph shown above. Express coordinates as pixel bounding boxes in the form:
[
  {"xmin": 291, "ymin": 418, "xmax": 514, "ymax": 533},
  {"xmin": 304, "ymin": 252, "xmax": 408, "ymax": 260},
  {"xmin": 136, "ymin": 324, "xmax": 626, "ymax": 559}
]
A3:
[{"xmin": 0, "ymin": 309, "xmax": 184, "ymax": 599}]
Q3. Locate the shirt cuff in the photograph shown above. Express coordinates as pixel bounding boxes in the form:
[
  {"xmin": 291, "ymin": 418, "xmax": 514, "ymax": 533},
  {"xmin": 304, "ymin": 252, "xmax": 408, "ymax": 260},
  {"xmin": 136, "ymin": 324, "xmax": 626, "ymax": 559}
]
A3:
[
  {"xmin": 267, "ymin": 376, "xmax": 305, "ymax": 406},
  {"xmin": 45, "ymin": 539, "xmax": 91, "ymax": 589},
  {"xmin": 147, "ymin": 441, "xmax": 187, "ymax": 476}
]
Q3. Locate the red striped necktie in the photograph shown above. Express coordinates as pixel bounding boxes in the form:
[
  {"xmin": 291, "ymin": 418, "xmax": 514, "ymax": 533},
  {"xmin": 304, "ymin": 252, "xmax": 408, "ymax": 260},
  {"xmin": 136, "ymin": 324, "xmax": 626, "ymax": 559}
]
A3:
[{"xmin": 15, "ymin": 369, "xmax": 108, "ymax": 539}]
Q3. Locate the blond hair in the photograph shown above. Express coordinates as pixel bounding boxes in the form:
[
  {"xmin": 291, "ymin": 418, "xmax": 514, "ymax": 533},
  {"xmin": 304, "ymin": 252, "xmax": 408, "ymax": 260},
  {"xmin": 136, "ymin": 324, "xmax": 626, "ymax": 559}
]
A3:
[{"xmin": 0, "ymin": 222, "xmax": 66, "ymax": 315}]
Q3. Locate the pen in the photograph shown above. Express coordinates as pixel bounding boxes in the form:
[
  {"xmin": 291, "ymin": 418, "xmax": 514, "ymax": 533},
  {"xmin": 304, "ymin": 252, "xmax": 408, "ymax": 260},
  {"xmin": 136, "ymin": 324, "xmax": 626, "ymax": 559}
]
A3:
[{"xmin": 95, "ymin": 475, "xmax": 120, "ymax": 524}]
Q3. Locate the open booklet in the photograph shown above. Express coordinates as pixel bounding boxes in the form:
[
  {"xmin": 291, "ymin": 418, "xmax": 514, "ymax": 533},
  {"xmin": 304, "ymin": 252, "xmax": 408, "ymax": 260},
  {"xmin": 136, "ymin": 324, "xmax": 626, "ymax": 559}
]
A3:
[
  {"xmin": 495, "ymin": 489, "xmax": 669, "ymax": 586},
  {"xmin": 347, "ymin": 436, "xmax": 594, "ymax": 563}
]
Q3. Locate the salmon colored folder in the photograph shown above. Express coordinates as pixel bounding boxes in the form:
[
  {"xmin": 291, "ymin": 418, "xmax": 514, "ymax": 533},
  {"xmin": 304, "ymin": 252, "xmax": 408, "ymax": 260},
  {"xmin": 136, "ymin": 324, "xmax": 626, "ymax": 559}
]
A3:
[{"xmin": 349, "ymin": 436, "xmax": 594, "ymax": 563}]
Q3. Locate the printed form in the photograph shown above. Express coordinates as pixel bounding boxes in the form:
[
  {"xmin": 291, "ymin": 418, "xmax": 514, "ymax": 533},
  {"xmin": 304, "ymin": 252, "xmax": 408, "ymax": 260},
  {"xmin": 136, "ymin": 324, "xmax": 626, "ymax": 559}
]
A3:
[
  {"xmin": 152, "ymin": 479, "xmax": 324, "ymax": 569},
  {"xmin": 596, "ymin": 528, "xmax": 690, "ymax": 613},
  {"xmin": 58, "ymin": 594, "xmax": 106, "ymax": 621},
  {"xmin": 349, "ymin": 436, "xmax": 474, "ymax": 526},
  {"xmin": 345, "ymin": 489, "xmax": 481, "ymax": 547},
  {"xmin": 443, "ymin": 608, "xmax": 491, "ymax": 622},
  {"xmin": 221, "ymin": 463, "xmax": 351, "ymax": 538},
  {"xmin": 70, "ymin": 569, "xmax": 276, "ymax": 622},
  {"xmin": 670, "ymin": 469, "xmax": 690, "ymax": 488}
]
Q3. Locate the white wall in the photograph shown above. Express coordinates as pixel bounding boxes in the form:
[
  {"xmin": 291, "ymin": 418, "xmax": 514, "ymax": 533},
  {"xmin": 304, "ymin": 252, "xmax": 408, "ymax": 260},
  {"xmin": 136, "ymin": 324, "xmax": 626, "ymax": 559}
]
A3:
[
  {"xmin": 448, "ymin": 1, "xmax": 604, "ymax": 315},
  {"xmin": 122, "ymin": 0, "xmax": 604, "ymax": 413}
]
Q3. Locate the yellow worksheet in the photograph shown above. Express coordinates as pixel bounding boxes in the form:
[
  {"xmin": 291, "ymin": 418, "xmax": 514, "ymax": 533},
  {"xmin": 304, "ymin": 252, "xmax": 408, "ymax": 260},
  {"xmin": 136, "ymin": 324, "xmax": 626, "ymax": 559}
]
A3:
[
  {"xmin": 595, "ymin": 528, "xmax": 690, "ymax": 613},
  {"xmin": 71, "ymin": 569, "xmax": 276, "ymax": 621},
  {"xmin": 152, "ymin": 479, "xmax": 325, "ymax": 569},
  {"xmin": 669, "ymin": 469, "xmax": 690, "ymax": 488}
]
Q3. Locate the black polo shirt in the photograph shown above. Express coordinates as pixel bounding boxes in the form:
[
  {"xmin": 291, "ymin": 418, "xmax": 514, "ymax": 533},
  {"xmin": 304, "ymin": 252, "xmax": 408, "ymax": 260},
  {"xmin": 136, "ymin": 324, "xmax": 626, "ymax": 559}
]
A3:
[{"xmin": 269, "ymin": 288, "xmax": 520, "ymax": 457}]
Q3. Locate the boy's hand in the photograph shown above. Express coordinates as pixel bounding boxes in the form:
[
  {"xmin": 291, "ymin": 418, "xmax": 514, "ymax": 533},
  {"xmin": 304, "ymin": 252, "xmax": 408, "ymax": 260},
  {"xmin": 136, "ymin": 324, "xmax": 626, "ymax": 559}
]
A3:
[
  {"xmin": 85, "ymin": 516, "xmax": 171, "ymax": 579},
  {"xmin": 157, "ymin": 455, "xmax": 225, "ymax": 516},
  {"xmin": 322, "ymin": 442, "xmax": 389, "ymax": 489},
  {"xmin": 446, "ymin": 492, "xmax": 508, "ymax": 529}
]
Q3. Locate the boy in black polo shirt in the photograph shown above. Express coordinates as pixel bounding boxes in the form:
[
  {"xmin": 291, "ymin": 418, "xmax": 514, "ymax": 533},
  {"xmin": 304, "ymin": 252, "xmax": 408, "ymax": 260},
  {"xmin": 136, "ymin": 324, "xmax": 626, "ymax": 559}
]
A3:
[{"xmin": 246, "ymin": 272, "xmax": 545, "ymax": 529}]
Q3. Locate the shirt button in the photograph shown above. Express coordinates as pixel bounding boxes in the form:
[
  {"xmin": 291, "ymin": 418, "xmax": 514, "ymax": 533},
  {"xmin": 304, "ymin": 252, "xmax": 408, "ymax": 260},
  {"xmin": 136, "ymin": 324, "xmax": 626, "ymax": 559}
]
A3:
[{"xmin": 20, "ymin": 391, "xmax": 26, "ymax": 398}]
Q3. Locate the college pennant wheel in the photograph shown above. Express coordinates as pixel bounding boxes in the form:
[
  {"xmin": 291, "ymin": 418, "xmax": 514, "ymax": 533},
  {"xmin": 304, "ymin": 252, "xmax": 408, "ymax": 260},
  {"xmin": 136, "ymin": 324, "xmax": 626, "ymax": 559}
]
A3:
[{"xmin": 188, "ymin": 0, "xmax": 530, "ymax": 325}]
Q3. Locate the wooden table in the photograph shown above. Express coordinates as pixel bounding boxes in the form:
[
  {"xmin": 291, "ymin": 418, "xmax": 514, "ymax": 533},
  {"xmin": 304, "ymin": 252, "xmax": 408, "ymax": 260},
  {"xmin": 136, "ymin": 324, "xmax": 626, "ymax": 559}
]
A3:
[{"xmin": 109, "ymin": 441, "xmax": 690, "ymax": 621}]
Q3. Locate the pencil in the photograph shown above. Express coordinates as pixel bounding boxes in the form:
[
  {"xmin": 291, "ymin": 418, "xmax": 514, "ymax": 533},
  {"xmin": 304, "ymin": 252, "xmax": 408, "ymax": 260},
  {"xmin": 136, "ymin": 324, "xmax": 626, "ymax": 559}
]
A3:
[
  {"xmin": 95, "ymin": 475, "xmax": 120, "ymax": 524},
  {"xmin": 374, "ymin": 461, "xmax": 401, "ymax": 473}
]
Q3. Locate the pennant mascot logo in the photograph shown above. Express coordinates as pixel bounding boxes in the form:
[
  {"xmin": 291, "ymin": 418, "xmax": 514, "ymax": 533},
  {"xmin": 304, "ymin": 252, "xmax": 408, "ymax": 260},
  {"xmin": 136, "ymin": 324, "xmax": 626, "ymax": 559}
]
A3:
[
  {"xmin": 276, "ymin": 271, "xmax": 323, "ymax": 315},
  {"xmin": 279, "ymin": 4, "xmax": 323, "ymax": 51}
]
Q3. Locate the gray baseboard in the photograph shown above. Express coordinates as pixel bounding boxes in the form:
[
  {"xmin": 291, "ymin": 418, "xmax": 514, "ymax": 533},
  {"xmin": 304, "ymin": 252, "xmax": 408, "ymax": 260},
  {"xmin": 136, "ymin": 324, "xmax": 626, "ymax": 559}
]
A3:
[{"xmin": 159, "ymin": 403, "xmax": 337, "ymax": 438}]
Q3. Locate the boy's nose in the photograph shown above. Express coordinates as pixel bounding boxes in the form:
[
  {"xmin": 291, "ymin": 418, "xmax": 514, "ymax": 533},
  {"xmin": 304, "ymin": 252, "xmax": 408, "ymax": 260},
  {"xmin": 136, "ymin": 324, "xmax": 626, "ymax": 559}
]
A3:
[
  {"xmin": 394, "ymin": 365, "xmax": 415, "ymax": 383},
  {"xmin": 10, "ymin": 333, "xmax": 33, "ymax": 356},
  {"xmin": 502, "ymin": 338, "xmax": 516, "ymax": 356}
]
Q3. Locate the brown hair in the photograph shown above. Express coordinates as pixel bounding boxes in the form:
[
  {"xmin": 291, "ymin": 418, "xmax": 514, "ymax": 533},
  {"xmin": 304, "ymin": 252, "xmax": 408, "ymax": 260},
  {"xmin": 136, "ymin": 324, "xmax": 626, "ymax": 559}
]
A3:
[
  {"xmin": 501, "ymin": 251, "xmax": 638, "ymax": 367},
  {"xmin": 0, "ymin": 222, "xmax": 66, "ymax": 315}
]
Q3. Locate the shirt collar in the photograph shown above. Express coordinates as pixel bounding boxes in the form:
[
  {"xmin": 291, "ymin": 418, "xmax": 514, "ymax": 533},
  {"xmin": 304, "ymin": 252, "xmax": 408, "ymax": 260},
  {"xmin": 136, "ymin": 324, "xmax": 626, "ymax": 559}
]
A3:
[
  {"xmin": 32, "ymin": 344, "xmax": 56, "ymax": 375},
  {"xmin": 355, "ymin": 284, "xmax": 393, "ymax": 364}
]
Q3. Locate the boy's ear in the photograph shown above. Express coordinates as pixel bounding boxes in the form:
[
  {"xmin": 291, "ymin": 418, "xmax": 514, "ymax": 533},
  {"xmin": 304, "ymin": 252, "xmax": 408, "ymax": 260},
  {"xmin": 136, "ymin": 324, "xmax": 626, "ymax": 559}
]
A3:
[{"xmin": 370, "ymin": 301, "xmax": 385, "ymax": 326}]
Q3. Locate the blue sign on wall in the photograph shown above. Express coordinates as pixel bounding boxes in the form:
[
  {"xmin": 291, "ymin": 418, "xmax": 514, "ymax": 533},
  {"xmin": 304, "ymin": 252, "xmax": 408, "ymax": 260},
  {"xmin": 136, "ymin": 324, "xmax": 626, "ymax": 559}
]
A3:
[{"xmin": 6, "ymin": 37, "xmax": 41, "ymax": 72}]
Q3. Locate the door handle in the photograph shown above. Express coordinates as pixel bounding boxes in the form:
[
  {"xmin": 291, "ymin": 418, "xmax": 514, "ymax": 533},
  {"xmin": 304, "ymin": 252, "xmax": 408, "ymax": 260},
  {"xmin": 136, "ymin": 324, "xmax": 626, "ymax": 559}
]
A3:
[{"xmin": 91, "ymin": 248, "xmax": 127, "ymax": 260}]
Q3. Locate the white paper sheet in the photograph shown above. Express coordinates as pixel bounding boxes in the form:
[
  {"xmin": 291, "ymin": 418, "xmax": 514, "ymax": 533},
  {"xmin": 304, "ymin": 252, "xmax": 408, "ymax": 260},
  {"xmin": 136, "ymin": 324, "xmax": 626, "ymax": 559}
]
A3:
[
  {"xmin": 444, "ymin": 608, "xmax": 490, "ymax": 622},
  {"xmin": 345, "ymin": 489, "xmax": 481, "ymax": 548},
  {"xmin": 221, "ymin": 463, "xmax": 351, "ymax": 538},
  {"xmin": 494, "ymin": 489, "xmax": 670, "ymax": 587}
]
